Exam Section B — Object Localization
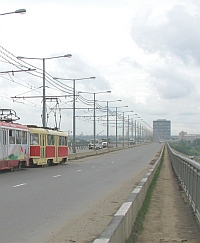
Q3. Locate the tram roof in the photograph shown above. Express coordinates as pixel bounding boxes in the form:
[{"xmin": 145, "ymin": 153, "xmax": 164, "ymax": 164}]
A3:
[
  {"xmin": 28, "ymin": 126, "xmax": 67, "ymax": 136},
  {"xmin": 0, "ymin": 121, "xmax": 29, "ymax": 130}
]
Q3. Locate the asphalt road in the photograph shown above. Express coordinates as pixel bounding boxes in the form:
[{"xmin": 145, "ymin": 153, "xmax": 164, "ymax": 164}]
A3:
[{"xmin": 0, "ymin": 143, "xmax": 162, "ymax": 243}]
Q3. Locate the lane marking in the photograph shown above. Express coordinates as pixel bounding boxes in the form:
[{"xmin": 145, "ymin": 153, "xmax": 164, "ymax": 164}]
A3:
[
  {"xmin": 52, "ymin": 175, "xmax": 61, "ymax": 178},
  {"xmin": 12, "ymin": 183, "xmax": 27, "ymax": 188},
  {"xmin": 77, "ymin": 170, "xmax": 82, "ymax": 172}
]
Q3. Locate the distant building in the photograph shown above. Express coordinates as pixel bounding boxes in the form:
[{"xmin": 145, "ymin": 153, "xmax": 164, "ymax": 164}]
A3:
[
  {"xmin": 179, "ymin": 131, "xmax": 200, "ymax": 141},
  {"xmin": 153, "ymin": 119, "xmax": 171, "ymax": 142}
]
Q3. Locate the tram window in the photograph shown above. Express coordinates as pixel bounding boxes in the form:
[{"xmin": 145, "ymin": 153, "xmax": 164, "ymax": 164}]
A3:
[
  {"xmin": 59, "ymin": 136, "xmax": 62, "ymax": 145},
  {"xmin": 22, "ymin": 131, "xmax": 27, "ymax": 144},
  {"xmin": 64, "ymin": 137, "xmax": 67, "ymax": 146},
  {"xmin": 16, "ymin": 130, "xmax": 22, "ymax": 144},
  {"xmin": 30, "ymin": 133, "xmax": 39, "ymax": 145},
  {"xmin": 3, "ymin": 130, "xmax": 7, "ymax": 145},
  {"xmin": 59, "ymin": 136, "xmax": 64, "ymax": 145},
  {"xmin": 59, "ymin": 136, "xmax": 67, "ymax": 146},
  {"xmin": 47, "ymin": 134, "xmax": 54, "ymax": 145},
  {"xmin": 9, "ymin": 129, "xmax": 15, "ymax": 144}
]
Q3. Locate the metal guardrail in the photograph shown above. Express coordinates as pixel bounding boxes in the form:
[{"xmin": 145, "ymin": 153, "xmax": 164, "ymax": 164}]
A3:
[{"xmin": 167, "ymin": 143, "xmax": 200, "ymax": 222}]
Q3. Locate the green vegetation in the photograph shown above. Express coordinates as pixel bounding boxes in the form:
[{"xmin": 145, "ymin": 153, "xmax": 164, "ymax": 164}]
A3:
[
  {"xmin": 125, "ymin": 147, "xmax": 165, "ymax": 243},
  {"xmin": 169, "ymin": 139, "xmax": 200, "ymax": 158}
]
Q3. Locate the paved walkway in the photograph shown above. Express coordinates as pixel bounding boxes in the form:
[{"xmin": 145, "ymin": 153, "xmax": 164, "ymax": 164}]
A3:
[{"xmin": 135, "ymin": 146, "xmax": 200, "ymax": 243}]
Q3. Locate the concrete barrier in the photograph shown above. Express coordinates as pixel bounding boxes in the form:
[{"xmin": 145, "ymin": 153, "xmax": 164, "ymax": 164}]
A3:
[
  {"xmin": 93, "ymin": 145, "xmax": 164, "ymax": 243},
  {"xmin": 68, "ymin": 144, "xmax": 142, "ymax": 160}
]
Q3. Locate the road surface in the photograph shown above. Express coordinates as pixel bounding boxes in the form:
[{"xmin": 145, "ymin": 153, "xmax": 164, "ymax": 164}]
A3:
[{"xmin": 0, "ymin": 143, "xmax": 162, "ymax": 243}]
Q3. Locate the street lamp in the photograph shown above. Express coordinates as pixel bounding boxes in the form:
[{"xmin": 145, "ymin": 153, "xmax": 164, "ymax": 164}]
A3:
[
  {"xmin": 121, "ymin": 110, "xmax": 134, "ymax": 146},
  {"xmin": 17, "ymin": 54, "xmax": 72, "ymax": 127},
  {"xmin": 135, "ymin": 117, "xmax": 143, "ymax": 144},
  {"xmin": 0, "ymin": 9, "xmax": 26, "ymax": 16},
  {"xmin": 106, "ymin": 100, "xmax": 121, "ymax": 146},
  {"xmin": 127, "ymin": 113, "xmax": 137, "ymax": 145},
  {"xmin": 113, "ymin": 105, "xmax": 128, "ymax": 147},
  {"xmin": 134, "ymin": 117, "xmax": 140, "ymax": 144},
  {"xmin": 78, "ymin": 91, "xmax": 111, "ymax": 150},
  {"xmin": 54, "ymin": 77, "xmax": 96, "ymax": 153}
]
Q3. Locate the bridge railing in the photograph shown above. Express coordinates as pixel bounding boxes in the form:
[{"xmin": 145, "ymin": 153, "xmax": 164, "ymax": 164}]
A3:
[{"xmin": 167, "ymin": 143, "xmax": 200, "ymax": 222}]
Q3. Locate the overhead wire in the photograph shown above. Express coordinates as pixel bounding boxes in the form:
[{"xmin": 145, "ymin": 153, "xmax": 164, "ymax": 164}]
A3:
[{"xmin": 0, "ymin": 45, "xmax": 125, "ymax": 129}]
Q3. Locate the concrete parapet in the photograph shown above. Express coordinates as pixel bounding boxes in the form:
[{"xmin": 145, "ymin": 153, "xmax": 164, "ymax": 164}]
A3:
[
  {"xmin": 93, "ymin": 145, "xmax": 164, "ymax": 243},
  {"xmin": 68, "ymin": 150, "xmax": 96, "ymax": 160},
  {"xmin": 68, "ymin": 145, "xmax": 131, "ymax": 160}
]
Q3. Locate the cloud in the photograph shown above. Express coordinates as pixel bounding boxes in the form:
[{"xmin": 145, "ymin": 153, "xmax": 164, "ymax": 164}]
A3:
[
  {"xmin": 150, "ymin": 64, "xmax": 194, "ymax": 99},
  {"xmin": 131, "ymin": 4, "xmax": 200, "ymax": 64},
  {"xmin": 130, "ymin": 3, "xmax": 200, "ymax": 103}
]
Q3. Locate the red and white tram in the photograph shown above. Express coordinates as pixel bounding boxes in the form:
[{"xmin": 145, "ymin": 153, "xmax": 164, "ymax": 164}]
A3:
[
  {"xmin": 28, "ymin": 126, "xmax": 68, "ymax": 166},
  {"xmin": 0, "ymin": 109, "xmax": 68, "ymax": 171},
  {"xmin": 0, "ymin": 121, "xmax": 29, "ymax": 171}
]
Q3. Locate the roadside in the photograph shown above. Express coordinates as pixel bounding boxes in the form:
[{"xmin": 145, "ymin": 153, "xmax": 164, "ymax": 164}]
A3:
[
  {"xmin": 44, "ymin": 166, "xmax": 153, "ymax": 243},
  {"xmin": 133, "ymin": 145, "xmax": 200, "ymax": 243},
  {"xmin": 44, "ymin": 148, "xmax": 159, "ymax": 243}
]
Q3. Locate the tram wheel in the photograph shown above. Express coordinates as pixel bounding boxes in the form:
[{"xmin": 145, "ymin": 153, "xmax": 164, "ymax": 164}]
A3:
[{"xmin": 14, "ymin": 167, "xmax": 18, "ymax": 171}]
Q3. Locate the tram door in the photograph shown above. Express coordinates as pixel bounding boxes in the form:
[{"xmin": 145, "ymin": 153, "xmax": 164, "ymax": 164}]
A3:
[
  {"xmin": 40, "ymin": 134, "xmax": 46, "ymax": 164},
  {"xmin": 2, "ymin": 129, "xmax": 8, "ymax": 167}
]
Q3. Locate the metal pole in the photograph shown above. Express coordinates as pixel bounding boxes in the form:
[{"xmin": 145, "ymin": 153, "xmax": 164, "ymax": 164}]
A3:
[
  {"xmin": 93, "ymin": 93, "xmax": 96, "ymax": 150},
  {"xmin": 116, "ymin": 107, "xmax": 117, "ymax": 147},
  {"xmin": 131, "ymin": 118, "xmax": 133, "ymax": 140},
  {"xmin": 42, "ymin": 58, "xmax": 46, "ymax": 127},
  {"xmin": 73, "ymin": 79, "xmax": 76, "ymax": 153},
  {"xmin": 123, "ymin": 112, "xmax": 124, "ymax": 146},
  {"xmin": 135, "ymin": 119, "xmax": 136, "ymax": 144},
  {"xmin": 142, "ymin": 124, "xmax": 143, "ymax": 142},
  {"xmin": 128, "ymin": 115, "xmax": 129, "ymax": 145},
  {"xmin": 107, "ymin": 101, "xmax": 109, "ymax": 145}
]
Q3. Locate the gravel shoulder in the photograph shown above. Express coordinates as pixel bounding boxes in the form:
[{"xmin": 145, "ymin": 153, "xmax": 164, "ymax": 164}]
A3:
[{"xmin": 136, "ymin": 146, "xmax": 200, "ymax": 243}]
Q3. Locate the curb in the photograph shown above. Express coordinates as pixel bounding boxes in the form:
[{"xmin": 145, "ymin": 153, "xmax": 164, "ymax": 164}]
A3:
[{"xmin": 92, "ymin": 145, "xmax": 164, "ymax": 243}]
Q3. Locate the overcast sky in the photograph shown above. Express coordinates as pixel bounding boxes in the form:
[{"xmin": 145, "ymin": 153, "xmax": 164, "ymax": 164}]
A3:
[{"xmin": 0, "ymin": 0, "xmax": 200, "ymax": 136}]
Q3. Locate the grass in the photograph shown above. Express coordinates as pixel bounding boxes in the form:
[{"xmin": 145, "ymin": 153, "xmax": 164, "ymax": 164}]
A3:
[{"xmin": 125, "ymin": 146, "xmax": 165, "ymax": 243}]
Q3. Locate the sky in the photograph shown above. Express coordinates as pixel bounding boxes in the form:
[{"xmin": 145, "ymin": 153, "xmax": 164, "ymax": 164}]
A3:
[{"xmin": 0, "ymin": 0, "xmax": 200, "ymax": 137}]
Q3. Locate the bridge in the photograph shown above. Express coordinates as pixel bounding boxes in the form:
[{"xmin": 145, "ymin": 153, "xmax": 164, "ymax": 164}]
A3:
[{"xmin": 0, "ymin": 143, "xmax": 199, "ymax": 243}]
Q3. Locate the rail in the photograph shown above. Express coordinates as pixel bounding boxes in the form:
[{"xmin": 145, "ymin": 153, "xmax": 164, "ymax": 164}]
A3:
[{"xmin": 167, "ymin": 143, "xmax": 200, "ymax": 222}]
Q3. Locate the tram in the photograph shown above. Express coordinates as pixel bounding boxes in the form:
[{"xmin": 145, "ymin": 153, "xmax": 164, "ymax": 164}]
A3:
[
  {"xmin": 0, "ymin": 109, "xmax": 29, "ymax": 171},
  {"xmin": 28, "ymin": 125, "xmax": 68, "ymax": 166}
]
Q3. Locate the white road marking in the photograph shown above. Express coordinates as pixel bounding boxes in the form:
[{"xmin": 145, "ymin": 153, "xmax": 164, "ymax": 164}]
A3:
[
  {"xmin": 77, "ymin": 170, "xmax": 82, "ymax": 172},
  {"xmin": 12, "ymin": 183, "xmax": 27, "ymax": 188},
  {"xmin": 92, "ymin": 166, "xmax": 96, "ymax": 168},
  {"xmin": 52, "ymin": 175, "xmax": 61, "ymax": 178}
]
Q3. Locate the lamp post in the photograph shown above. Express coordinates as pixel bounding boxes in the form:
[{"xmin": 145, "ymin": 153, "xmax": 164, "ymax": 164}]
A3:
[
  {"xmin": 135, "ymin": 117, "xmax": 143, "ymax": 144},
  {"xmin": 17, "ymin": 54, "xmax": 72, "ymax": 127},
  {"xmin": 106, "ymin": 100, "xmax": 121, "ymax": 146},
  {"xmin": 121, "ymin": 110, "xmax": 134, "ymax": 146},
  {"xmin": 114, "ymin": 105, "xmax": 128, "ymax": 147},
  {"xmin": 78, "ymin": 91, "xmax": 111, "ymax": 150},
  {"xmin": 54, "ymin": 77, "xmax": 96, "ymax": 153},
  {"xmin": 134, "ymin": 117, "xmax": 140, "ymax": 144},
  {"xmin": 0, "ymin": 9, "xmax": 26, "ymax": 16},
  {"xmin": 128, "ymin": 115, "xmax": 130, "ymax": 145},
  {"xmin": 127, "ymin": 114, "xmax": 137, "ymax": 145}
]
